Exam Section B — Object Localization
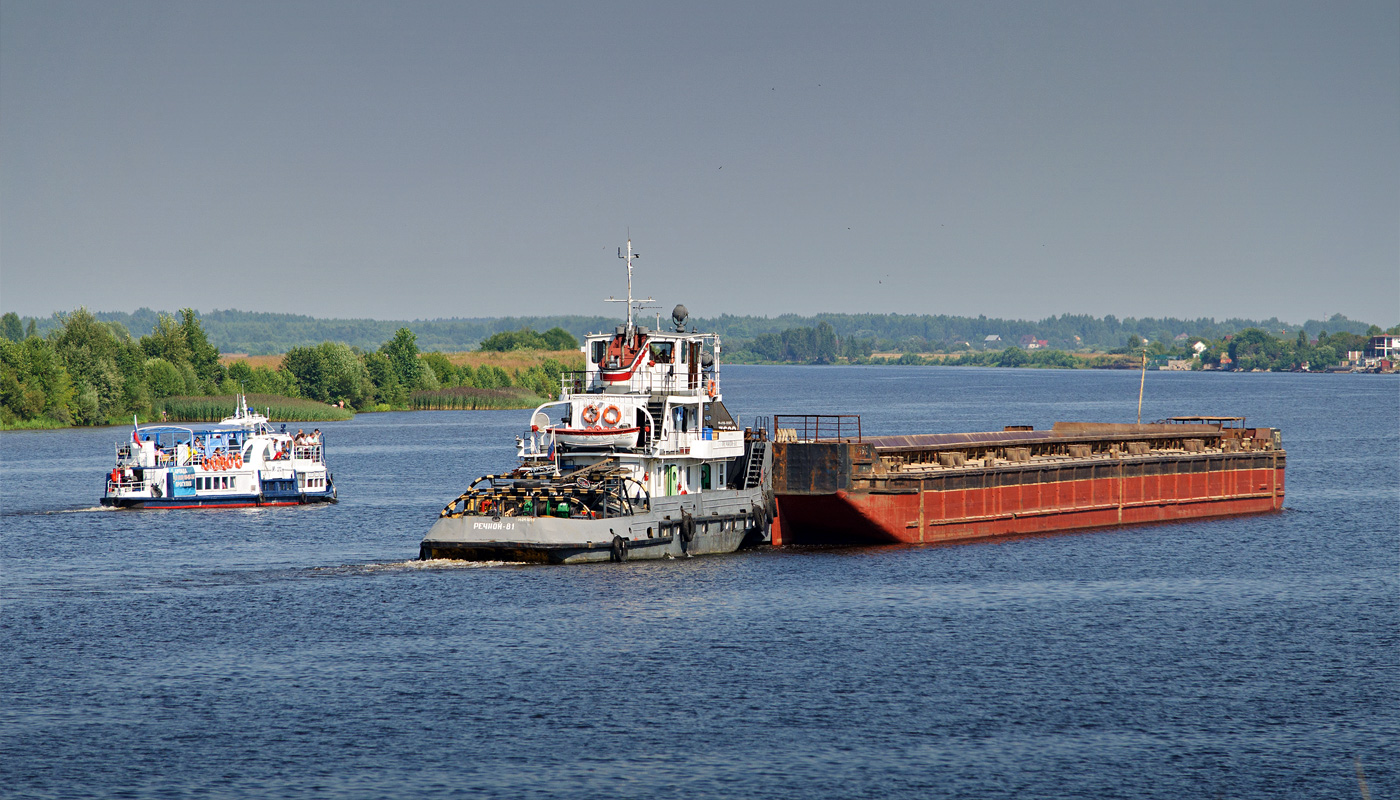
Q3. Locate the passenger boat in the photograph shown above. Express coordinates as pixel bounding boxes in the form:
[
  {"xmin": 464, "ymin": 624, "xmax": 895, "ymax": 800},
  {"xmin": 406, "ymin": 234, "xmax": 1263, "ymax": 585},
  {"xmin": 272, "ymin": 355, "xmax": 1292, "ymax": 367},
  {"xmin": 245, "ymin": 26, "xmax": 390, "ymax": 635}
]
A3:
[
  {"xmin": 420, "ymin": 240, "xmax": 773, "ymax": 563},
  {"xmin": 100, "ymin": 395, "xmax": 336, "ymax": 509},
  {"xmin": 768, "ymin": 415, "xmax": 1285, "ymax": 545}
]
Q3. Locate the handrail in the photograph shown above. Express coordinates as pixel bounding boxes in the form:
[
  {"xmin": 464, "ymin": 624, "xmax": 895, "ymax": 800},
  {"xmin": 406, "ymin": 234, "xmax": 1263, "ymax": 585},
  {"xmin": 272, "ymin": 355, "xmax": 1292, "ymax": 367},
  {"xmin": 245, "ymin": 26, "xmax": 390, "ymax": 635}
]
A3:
[
  {"xmin": 561, "ymin": 368, "xmax": 721, "ymax": 397},
  {"xmin": 773, "ymin": 414, "xmax": 862, "ymax": 443}
]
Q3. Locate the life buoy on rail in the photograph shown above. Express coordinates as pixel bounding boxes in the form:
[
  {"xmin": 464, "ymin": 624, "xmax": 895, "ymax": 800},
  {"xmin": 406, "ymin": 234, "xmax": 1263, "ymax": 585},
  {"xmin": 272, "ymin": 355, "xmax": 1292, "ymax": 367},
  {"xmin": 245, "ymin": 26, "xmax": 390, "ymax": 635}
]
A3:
[
  {"xmin": 580, "ymin": 404, "xmax": 600, "ymax": 425},
  {"xmin": 706, "ymin": 380, "xmax": 717, "ymax": 398},
  {"xmin": 601, "ymin": 405, "xmax": 621, "ymax": 427},
  {"xmin": 233, "ymin": 454, "xmax": 243, "ymax": 470}
]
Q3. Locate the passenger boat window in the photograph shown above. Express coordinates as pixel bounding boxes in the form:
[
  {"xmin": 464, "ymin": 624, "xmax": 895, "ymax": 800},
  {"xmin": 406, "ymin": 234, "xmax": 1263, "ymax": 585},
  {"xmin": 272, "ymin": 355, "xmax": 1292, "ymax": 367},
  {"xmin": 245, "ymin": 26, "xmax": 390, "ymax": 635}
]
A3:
[
  {"xmin": 591, "ymin": 340, "xmax": 606, "ymax": 364},
  {"xmin": 651, "ymin": 342, "xmax": 674, "ymax": 363}
]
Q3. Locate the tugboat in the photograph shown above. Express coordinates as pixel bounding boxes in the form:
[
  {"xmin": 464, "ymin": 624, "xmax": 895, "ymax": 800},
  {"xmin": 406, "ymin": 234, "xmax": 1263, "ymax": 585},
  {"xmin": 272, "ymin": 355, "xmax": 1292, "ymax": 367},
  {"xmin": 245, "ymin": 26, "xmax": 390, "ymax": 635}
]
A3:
[
  {"xmin": 100, "ymin": 395, "xmax": 336, "ymax": 509},
  {"xmin": 420, "ymin": 240, "xmax": 773, "ymax": 563}
]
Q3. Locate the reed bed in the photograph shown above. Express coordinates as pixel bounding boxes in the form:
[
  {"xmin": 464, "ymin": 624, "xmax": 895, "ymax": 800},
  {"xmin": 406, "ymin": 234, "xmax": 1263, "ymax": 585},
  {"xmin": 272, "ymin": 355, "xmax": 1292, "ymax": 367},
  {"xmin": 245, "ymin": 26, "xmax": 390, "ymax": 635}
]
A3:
[
  {"xmin": 409, "ymin": 386, "xmax": 546, "ymax": 411},
  {"xmin": 156, "ymin": 394, "xmax": 355, "ymax": 423}
]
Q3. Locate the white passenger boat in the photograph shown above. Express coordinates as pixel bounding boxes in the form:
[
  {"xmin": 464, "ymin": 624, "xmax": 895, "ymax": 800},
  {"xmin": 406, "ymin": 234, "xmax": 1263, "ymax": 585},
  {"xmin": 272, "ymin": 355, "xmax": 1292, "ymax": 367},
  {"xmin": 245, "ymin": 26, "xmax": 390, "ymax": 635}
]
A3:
[
  {"xmin": 100, "ymin": 395, "xmax": 336, "ymax": 509},
  {"xmin": 420, "ymin": 240, "xmax": 773, "ymax": 563}
]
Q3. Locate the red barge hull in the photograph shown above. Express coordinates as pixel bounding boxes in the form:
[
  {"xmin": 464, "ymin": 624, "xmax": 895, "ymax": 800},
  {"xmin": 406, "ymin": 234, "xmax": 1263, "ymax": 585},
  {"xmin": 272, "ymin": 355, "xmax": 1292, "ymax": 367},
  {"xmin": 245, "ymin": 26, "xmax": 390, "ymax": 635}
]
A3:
[{"xmin": 768, "ymin": 418, "xmax": 1284, "ymax": 547}]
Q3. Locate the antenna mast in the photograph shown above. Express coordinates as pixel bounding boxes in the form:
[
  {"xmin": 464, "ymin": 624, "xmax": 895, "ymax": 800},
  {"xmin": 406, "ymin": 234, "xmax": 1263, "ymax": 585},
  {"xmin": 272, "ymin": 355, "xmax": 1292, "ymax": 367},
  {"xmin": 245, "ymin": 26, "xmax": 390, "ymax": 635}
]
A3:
[
  {"xmin": 606, "ymin": 237, "xmax": 653, "ymax": 333},
  {"xmin": 1137, "ymin": 341, "xmax": 1148, "ymax": 424},
  {"xmin": 622, "ymin": 238, "xmax": 634, "ymax": 331}
]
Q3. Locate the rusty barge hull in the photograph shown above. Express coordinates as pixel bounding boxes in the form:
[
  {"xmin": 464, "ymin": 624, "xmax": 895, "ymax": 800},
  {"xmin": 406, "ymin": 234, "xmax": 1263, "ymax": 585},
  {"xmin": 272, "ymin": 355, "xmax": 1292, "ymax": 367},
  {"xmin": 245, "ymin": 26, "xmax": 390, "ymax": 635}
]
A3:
[{"xmin": 770, "ymin": 420, "xmax": 1285, "ymax": 547}]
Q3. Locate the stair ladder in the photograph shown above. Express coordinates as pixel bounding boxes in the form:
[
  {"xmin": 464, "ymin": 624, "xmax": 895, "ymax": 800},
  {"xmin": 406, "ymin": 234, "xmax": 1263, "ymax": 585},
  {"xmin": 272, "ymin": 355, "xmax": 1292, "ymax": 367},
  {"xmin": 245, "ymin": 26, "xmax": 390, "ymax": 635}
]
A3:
[
  {"xmin": 645, "ymin": 397, "xmax": 667, "ymax": 448},
  {"xmin": 743, "ymin": 441, "xmax": 767, "ymax": 489}
]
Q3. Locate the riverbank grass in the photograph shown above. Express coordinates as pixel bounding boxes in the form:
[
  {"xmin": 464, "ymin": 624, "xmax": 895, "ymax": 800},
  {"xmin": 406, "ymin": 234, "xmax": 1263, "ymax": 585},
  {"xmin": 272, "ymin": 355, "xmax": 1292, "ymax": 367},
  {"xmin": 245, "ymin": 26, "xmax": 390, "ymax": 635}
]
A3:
[{"xmin": 157, "ymin": 394, "xmax": 356, "ymax": 423}]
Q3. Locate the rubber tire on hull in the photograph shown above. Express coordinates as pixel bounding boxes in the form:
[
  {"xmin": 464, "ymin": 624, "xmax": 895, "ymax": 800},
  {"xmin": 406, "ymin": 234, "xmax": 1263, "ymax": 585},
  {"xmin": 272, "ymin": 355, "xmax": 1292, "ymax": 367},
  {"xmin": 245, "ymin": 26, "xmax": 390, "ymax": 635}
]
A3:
[{"xmin": 610, "ymin": 535, "xmax": 629, "ymax": 563}]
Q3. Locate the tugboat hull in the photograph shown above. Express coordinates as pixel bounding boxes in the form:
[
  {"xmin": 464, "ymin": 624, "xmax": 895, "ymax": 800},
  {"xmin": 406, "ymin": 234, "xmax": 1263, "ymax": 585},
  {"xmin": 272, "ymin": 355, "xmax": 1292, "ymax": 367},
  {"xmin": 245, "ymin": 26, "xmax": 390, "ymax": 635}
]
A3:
[{"xmin": 420, "ymin": 488, "xmax": 769, "ymax": 564}]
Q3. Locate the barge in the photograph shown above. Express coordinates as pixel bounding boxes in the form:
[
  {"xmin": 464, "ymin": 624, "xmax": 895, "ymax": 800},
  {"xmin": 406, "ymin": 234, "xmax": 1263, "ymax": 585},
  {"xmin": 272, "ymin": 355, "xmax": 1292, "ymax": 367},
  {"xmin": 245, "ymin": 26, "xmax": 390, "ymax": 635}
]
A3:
[{"xmin": 769, "ymin": 415, "xmax": 1284, "ymax": 546}]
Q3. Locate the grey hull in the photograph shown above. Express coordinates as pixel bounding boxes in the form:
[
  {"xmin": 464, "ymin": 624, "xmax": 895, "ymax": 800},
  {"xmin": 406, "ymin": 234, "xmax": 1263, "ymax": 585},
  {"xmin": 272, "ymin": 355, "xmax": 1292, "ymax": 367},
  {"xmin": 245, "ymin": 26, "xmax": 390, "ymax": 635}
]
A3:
[{"xmin": 420, "ymin": 487, "xmax": 770, "ymax": 564}]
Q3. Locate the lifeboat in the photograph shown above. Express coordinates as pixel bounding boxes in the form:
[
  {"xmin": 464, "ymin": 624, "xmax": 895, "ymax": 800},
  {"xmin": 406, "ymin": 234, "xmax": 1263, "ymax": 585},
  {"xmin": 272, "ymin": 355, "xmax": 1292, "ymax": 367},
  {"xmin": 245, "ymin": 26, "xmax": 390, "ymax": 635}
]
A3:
[{"xmin": 548, "ymin": 426, "xmax": 641, "ymax": 450}]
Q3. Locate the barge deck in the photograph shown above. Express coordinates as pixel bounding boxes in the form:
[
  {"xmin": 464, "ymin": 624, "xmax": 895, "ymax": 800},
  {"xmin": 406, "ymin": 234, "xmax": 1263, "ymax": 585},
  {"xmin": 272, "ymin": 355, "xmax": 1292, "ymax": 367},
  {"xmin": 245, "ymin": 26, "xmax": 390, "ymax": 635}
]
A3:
[{"xmin": 769, "ymin": 416, "xmax": 1284, "ymax": 546}]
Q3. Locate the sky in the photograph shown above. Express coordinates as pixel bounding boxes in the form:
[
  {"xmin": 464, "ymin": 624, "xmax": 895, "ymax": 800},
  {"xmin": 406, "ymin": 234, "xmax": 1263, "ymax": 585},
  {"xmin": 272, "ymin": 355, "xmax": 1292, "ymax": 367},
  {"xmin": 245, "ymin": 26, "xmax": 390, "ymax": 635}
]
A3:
[{"xmin": 2, "ymin": 1, "xmax": 1397, "ymax": 325}]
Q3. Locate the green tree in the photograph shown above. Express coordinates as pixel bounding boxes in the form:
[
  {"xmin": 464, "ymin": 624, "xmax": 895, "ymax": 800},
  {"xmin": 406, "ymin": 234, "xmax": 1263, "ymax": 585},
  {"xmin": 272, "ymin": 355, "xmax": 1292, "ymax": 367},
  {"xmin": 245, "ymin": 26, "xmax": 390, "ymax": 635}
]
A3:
[
  {"xmin": 179, "ymin": 308, "xmax": 225, "ymax": 389},
  {"xmin": 479, "ymin": 328, "xmax": 548, "ymax": 351},
  {"xmin": 542, "ymin": 327, "xmax": 579, "ymax": 350},
  {"xmin": 380, "ymin": 328, "xmax": 429, "ymax": 390},
  {"xmin": 997, "ymin": 346, "xmax": 1028, "ymax": 367},
  {"xmin": 145, "ymin": 358, "xmax": 186, "ymax": 399},
  {"xmin": 814, "ymin": 322, "xmax": 838, "ymax": 364},
  {"xmin": 51, "ymin": 309, "xmax": 132, "ymax": 424},
  {"xmin": 420, "ymin": 351, "xmax": 457, "ymax": 386},
  {"xmin": 2, "ymin": 312, "xmax": 22, "ymax": 342},
  {"xmin": 141, "ymin": 313, "xmax": 191, "ymax": 367},
  {"xmin": 0, "ymin": 337, "xmax": 75, "ymax": 424},
  {"xmin": 363, "ymin": 351, "xmax": 403, "ymax": 406},
  {"xmin": 317, "ymin": 342, "xmax": 375, "ymax": 408},
  {"xmin": 282, "ymin": 346, "xmax": 327, "ymax": 400},
  {"xmin": 227, "ymin": 360, "xmax": 253, "ymax": 386},
  {"xmin": 474, "ymin": 365, "xmax": 511, "ymax": 390}
]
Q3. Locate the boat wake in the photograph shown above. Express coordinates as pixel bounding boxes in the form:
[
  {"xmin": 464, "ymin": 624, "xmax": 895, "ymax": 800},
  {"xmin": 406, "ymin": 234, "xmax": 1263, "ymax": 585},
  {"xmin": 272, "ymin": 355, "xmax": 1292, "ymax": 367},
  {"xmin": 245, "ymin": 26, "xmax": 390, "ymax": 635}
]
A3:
[
  {"xmin": 312, "ymin": 558, "xmax": 510, "ymax": 575},
  {"xmin": 3, "ymin": 505, "xmax": 120, "ymax": 516}
]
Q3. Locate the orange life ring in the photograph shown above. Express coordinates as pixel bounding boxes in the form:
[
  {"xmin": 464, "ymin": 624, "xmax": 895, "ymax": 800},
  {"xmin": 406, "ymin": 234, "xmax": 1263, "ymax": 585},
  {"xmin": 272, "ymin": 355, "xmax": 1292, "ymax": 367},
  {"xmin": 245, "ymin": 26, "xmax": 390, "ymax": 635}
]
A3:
[
  {"xmin": 580, "ymin": 404, "xmax": 600, "ymax": 425},
  {"xmin": 233, "ymin": 454, "xmax": 243, "ymax": 470},
  {"xmin": 601, "ymin": 405, "xmax": 621, "ymax": 427},
  {"xmin": 706, "ymin": 380, "xmax": 717, "ymax": 398}
]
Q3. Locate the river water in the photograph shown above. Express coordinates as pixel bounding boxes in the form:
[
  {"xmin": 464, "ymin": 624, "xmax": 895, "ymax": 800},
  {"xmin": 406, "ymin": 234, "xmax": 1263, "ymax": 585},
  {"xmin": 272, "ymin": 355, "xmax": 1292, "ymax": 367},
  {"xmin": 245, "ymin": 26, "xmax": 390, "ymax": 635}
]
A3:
[{"xmin": 2, "ymin": 367, "xmax": 1396, "ymax": 799}]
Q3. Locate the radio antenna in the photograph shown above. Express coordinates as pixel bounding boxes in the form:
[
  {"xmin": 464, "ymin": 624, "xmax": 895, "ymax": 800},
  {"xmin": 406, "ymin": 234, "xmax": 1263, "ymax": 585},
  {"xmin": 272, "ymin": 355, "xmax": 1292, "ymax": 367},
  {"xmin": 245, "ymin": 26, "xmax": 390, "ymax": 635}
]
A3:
[{"xmin": 605, "ymin": 236, "xmax": 653, "ymax": 333}]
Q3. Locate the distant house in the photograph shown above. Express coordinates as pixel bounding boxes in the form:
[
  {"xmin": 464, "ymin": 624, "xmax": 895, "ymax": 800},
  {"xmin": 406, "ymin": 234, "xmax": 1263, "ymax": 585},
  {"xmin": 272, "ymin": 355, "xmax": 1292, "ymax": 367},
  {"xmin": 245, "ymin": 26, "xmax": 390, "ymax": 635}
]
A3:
[
  {"xmin": 1192, "ymin": 341, "xmax": 1207, "ymax": 355},
  {"xmin": 1018, "ymin": 334, "xmax": 1036, "ymax": 347},
  {"xmin": 1365, "ymin": 335, "xmax": 1398, "ymax": 360},
  {"xmin": 1174, "ymin": 333, "xmax": 1189, "ymax": 341},
  {"xmin": 984, "ymin": 335, "xmax": 1001, "ymax": 343}
]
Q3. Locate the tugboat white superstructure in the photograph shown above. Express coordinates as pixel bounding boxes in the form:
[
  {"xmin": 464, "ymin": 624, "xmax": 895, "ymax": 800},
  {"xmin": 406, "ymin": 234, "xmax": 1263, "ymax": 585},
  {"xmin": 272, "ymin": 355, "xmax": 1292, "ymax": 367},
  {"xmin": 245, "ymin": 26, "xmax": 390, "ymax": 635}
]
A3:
[
  {"xmin": 420, "ymin": 240, "xmax": 772, "ymax": 563},
  {"xmin": 100, "ymin": 395, "xmax": 337, "ymax": 509}
]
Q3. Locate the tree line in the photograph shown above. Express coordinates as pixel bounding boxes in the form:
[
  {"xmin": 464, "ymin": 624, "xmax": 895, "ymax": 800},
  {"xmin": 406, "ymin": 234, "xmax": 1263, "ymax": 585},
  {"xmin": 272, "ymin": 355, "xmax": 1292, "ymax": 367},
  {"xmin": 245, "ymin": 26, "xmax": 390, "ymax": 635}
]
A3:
[
  {"xmin": 1, "ymin": 311, "xmax": 571, "ymax": 429},
  {"xmin": 11, "ymin": 308, "xmax": 1388, "ymax": 356},
  {"xmin": 725, "ymin": 319, "xmax": 1396, "ymax": 370}
]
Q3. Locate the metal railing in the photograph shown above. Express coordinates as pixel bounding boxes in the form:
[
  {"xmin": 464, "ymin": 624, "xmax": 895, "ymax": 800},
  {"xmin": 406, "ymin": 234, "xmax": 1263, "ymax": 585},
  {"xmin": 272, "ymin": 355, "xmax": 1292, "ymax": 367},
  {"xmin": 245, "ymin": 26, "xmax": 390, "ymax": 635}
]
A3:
[
  {"xmin": 773, "ymin": 414, "xmax": 862, "ymax": 443},
  {"xmin": 561, "ymin": 369, "xmax": 720, "ymax": 397}
]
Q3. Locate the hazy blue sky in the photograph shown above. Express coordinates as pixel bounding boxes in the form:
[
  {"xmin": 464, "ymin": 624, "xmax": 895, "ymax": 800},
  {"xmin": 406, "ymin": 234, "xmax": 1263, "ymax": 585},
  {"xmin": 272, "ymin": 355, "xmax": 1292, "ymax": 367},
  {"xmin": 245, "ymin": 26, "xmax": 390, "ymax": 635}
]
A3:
[{"xmin": 2, "ymin": 1, "xmax": 1396, "ymax": 325}]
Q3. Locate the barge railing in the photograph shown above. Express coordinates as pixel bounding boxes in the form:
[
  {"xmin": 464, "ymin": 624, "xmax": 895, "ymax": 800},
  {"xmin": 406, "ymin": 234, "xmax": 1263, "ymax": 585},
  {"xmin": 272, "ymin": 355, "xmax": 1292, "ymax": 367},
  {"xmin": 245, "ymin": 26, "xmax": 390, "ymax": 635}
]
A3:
[{"xmin": 773, "ymin": 414, "xmax": 862, "ymax": 443}]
